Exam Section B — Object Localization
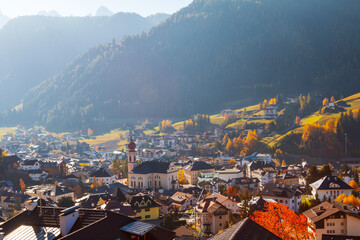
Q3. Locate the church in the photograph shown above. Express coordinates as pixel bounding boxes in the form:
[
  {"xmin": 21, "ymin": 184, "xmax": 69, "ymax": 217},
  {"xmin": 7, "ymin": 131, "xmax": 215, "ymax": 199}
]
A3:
[{"xmin": 127, "ymin": 139, "xmax": 179, "ymax": 191}]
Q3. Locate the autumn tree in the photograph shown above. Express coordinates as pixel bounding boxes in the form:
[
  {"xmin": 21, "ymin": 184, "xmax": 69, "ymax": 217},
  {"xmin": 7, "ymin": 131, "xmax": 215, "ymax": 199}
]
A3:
[
  {"xmin": 295, "ymin": 116, "xmax": 301, "ymax": 126},
  {"xmin": 335, "ymin": 193, "xmax": 360, "ymax": 207},
  {"xmin": 111, "ymin": 157, "xmax": 122, "ymax": 174},
  {"xmin": 179, "ymin": 177, "xmax": 186, "ymax": 184},
  {"xmin": 226, "ymin": 186, "xmax": 238, "ymax": 197},
  {"xmin": 251, "ymin": 202, "xmax": 315, "ymax": 240},
  {"xmin": 322, "ymin": 98, "xmax": 329, "ymax": 107},
  {"xmin": 88, "ymin": 128, "xmax": 93, "ymax": 136},
  {"xmin": 330, "ymin": 96, "xmax": 335, "ymax": 103},
  {"xmin": 19, "ymin": 178, "xmax": 26, "ymax": 192}
]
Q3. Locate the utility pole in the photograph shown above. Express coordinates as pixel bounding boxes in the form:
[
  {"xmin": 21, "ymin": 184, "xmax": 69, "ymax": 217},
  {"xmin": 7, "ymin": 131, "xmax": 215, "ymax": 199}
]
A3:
[{"xmin": 345, "ymin": 133, "xmax": 348, "ymax": 157}]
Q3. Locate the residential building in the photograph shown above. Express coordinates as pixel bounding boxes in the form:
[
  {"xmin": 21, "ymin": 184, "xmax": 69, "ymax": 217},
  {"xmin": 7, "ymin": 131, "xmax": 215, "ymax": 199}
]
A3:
[
  {"xmin": 195, "ymin": 197, "xmax": 230, "ymax": 235},
  {"xmin": 128, "ymin": 194, "xmax": 161, "ymax": 220},
  {"xmin": 303, "ymin": 201, "xmax": 360, "ymax": 240},
  {"xmin": 261, "ymin": 183, "xmax": 303, "ymax": 212},
  {"xmin": 310, "ymin": 176, "xmax": 353, "ymax": 201},
  {"xmin": 229, "ymin": 177, "xmax": 260, "ymax": 191},
  {"xmin": 0, "ymin": 199, "xmax": 175, "ymax": 240},
  {"xmin": 275, "ymin": 173, "xmax": 299, "ymax": 185},
  {"xmin": 209, "ymin": 217, "xmax": 281, "ymax": 240},
  {"xmin": 19, "ymin": 160, "xmax": 40, "ymax": 171},
  {"xmin": 26, "ymin": 185, "xmax": 75, "ymax": 202},
  {"xmin": 89, "ymin": 167, "xmax": 115, "ymax": 185},
  {"xmin": 183, "ymin": 161, "xmax": 215, "ymax": 185},
  {"xmin": 170, "ymin": 192, "xmax": 196, "ymax": 211},
  {"xmin": 204, "ymin": 193, "xmax": 240, "ymax": 215}
]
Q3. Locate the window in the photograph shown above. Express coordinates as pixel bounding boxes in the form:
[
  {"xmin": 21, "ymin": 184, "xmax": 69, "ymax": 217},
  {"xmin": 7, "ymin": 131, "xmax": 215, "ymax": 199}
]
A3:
[
  {"xmin": 341, "ymin": 222, "xmax": 344, "ymax": 226},
  {"xmin": 136, "ymin": 209, "xmax": 141, "ymax": 213},
  {"xmin": 219, "ymin": 223, "xmax": 222, "ymax": 227},
  {"xmin": 145, "ymin": 215, "xmax": 150, "ymax": 219},
  {"xmin": 219, "ymin": 216, "xmax": 222, "ymax": 220},
  {"xmin": 145, "ymin": 208, "xmax": 150, "ymax": 212}
]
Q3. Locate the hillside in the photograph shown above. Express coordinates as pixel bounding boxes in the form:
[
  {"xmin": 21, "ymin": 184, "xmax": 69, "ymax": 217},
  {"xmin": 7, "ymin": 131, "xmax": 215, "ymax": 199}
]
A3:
[
  {"xmin": 264, "ymin": 93, "xmax": 360, "ymax": 149},
  {"xmin": 14, "ymin": 0, "xmax": 360, "ymax": 132},
  {"xmin": 0, "ymin": 13, "xmax": 169, "ymax": 111}
]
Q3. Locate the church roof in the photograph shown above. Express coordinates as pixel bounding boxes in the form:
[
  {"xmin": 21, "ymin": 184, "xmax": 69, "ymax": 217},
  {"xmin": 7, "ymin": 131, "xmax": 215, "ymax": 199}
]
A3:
[{"xmin": 132, "ymin": 161, "xmax": 170, "ymax": 174}]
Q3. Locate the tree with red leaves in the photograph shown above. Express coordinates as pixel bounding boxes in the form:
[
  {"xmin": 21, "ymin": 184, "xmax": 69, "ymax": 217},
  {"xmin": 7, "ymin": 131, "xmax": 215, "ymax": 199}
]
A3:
[{"xmin": 251, "ymin": 201, "xmax": 315, "ymax": 240}]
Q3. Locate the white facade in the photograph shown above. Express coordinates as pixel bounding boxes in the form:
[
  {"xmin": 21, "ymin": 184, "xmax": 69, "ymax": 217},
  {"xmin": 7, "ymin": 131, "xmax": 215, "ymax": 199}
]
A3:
[{"xmin": 20, "ymin": 161, "xmax": 40, "ymax": 171}]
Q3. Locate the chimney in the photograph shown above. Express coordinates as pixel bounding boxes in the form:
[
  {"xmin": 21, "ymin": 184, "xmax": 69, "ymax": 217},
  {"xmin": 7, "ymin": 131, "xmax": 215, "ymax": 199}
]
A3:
[
  {"xmin": 59, "ymin": 206, "xmax": 79, "ymax": 236},
  {"xmin": 0, "ymin": 228, "xmax": 4, "ymax": 240},
  {"xmin": 26, "ymin": 197, "xmax": 38, "ymax": 211}
]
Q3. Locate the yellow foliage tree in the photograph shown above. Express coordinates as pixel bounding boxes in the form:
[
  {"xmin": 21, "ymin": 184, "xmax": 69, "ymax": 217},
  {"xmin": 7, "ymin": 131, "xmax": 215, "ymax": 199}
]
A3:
[{"xmin": 330, "ymin": 96, "xmax": 335, "ymax": 103}]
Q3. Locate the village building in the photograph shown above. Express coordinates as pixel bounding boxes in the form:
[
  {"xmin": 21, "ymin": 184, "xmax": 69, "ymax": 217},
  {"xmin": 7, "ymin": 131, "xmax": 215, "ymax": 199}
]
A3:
[
  {"xmin": 169, "ymin": 192, "xmax": 196, "ymax": 211},
  {"xmin": 261, "ymin": 183, "xmax": 303, "ymax": 212},
  {"xmin": 275, "ymin": 172, "xmax": 299, "ymax": 185},
  {"xmin": 19, "ymin": 159, "xmax": 40, "ymax": 171},
  {"xmin": 310, "ymin": 176, "xmax": 353, "ymax": 201},
  {"xmin": 128, "ymin": 194, "xmax": 161, "ymax": 221},
  {"xmin": 128, "ymin": 139, "xmax": 179, "ymax": 191},
  {"xmin": 0, "ymin": 198, "xmax": 174, "ymax": 240},
  {"xmin": 303, "ymin": 201, "xmax": 360, "ymax": 240},
  {"xmin": 26, "ymin": 185, "xmax": 75, "ymax": 202},
  {"xmin": 195, "ymin": 197, "xmax": 230, "ymax": 235},
  {"xmin": 89, "ymin": 167, "xmax": 115, "ymax": 185},
  {"xmin": 183, "ymin": 161, "xmax": 215, "ymax": 185}
]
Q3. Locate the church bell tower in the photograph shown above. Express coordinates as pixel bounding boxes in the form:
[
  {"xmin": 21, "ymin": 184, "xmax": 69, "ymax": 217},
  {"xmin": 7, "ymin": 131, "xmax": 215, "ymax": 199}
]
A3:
[{"xmin": 127, "ymin": 138, "xmax": 137, "ymax": 174}]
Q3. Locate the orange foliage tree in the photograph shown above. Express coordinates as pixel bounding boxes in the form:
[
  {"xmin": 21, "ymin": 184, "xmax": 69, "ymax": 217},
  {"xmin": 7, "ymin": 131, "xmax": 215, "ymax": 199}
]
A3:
[
  {"xmin": 251, "ymin": 202, "xmax": 315, "ymax": 240},
  {"xmin": 19, "ymin": 178, "xmax": 26, "ymax": 192},
  {"xmin": 322, "ymin": 98, "xmax": 329, "ymax": 107},
  {"xmin": 88, "ymin": 128, "xmax": 93, "ymax": 136},
  {"xmin": 226, "ymin": 186, "xmax": 238, "ymax": 197}
]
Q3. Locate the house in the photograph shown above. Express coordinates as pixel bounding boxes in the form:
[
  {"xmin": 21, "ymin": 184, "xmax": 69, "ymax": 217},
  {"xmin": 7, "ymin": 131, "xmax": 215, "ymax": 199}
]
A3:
[
  {"xmin": 275, "ymin": 173, "xmax": 299, "ymax": 185},
  {"xmin": 183, "ymin": 161, "xmax": 215, "ymax": 185},
  {"xmin": 89, "ymin": 167, "xmax": 115, "ymax": 185},
  {"xmin": 261, "ymin": 183, "xmax": 303, "ymax": 212},
  {"xmin": 204, "ymin": 193, "xmax": 240, "ymax": 215},
  {"xmin": 263, "ymin": 106, "xmax": 278, "ymax": 118},
  {"xmin": 0, "ymin": 199, "xmax": 175, "ymax": 240},
  {"xmin": 26, "ymin": 185, "xmax": 75, "ymax": 202},
  {"xmin": 195, "ymin": 197, "xmax": 230, "ymax": 235},
  {"xmin": 28, "ymin": 169, "xmax": 48, "ymax": 181},
  {"xmin": 303, "ymin": 201, "xmax": 360, "ymax": 240},
  {"xmin": 170, "ymin": 192, "xmax": 196, "ymax": 211},
  {"xmin": 41, "ymin": 160, "xmax": 67, "ymax": 177},
  {"xmin": 216, "ymin": 168, "xmax": 242, "ymax": 181},
  {"xmin": 209, "ymin": 217, "xmax": 281, "ymax": 240},
  {"xmin": 198, "ymin": 177, "xmax": 229, "ymax": 193},
  {"xmin": 174, "ymin": 226, "xmax": 197, "ymax": 240},
  {"xmin": 128, "ymin": 194, "xmax": 161, "ymax": 221},
  {"xmin": 154, "ymin": 194, "xmax": 172, "ymax": 215},
  {"xmin": 19, "ymin": 159, "xmax": 40, "ymax": 171},
  {"xmin": 310, "ymin": 176, "xmax": 353, "ymax": 201},
  {"xmin": 229, "ymin": 177, "xmax": 260, "ymax": 191},
  {"xmin": 251, "ymin": 168, "xmax": 276, "ymax": 186}
]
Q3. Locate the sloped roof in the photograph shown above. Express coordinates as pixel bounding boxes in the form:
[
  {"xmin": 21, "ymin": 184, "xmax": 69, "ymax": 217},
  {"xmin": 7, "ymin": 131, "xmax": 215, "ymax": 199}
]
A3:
[
  {"xmin": 90, "ymin": 168, "xmax": 112, "ymax": 178},
  {"xmin": 209, "ymin": 218, "xmax": 281, "ymax": 240},
  {"xmin": 184, "ymin": 161, "xmax": 214, "ymax": 171},
  {"xmin": 261, "ymin": 183, "xmax": 302, "ymax": 198},
  {"xmin": 132, "ymin": 161, "xmax": 170, "ymax": 174},
  {"xmin": 310, "ymin": 176, "xmax": 353, "ymax": 190}
]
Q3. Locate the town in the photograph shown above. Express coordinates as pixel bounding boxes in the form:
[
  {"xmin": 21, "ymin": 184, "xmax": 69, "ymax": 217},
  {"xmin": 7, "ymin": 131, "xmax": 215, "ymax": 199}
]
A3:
[{"xmin": 0, "ymin": 99, "xmax": 360, "ymax": 240}]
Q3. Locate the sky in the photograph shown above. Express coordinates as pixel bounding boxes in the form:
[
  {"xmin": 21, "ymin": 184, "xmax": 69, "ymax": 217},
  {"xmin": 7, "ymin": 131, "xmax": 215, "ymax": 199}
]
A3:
[{"xmin": 0, "ymin": 0, "xmax": 193, "ymax": 18}]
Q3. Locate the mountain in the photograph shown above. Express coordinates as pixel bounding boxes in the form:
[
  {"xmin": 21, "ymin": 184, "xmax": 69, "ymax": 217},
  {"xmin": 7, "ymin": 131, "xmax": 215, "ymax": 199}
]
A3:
[
  {"xmin": 96, "ymin": 6, "xmax": 114, "ymax": 17},
  {"xmin": 15, "ymin": 0, "xmax": 360, "ymax": 132},
  {"xmin": 37, "ymin": 10, "xmax": 61, "ymax": 17},
  {"xmin": 0, "ymin": 10, "xmax": 10, "ymax": 29},
  {"xmin": 0, "ymin": 12, "xmax": 169, "ymax": 111}
]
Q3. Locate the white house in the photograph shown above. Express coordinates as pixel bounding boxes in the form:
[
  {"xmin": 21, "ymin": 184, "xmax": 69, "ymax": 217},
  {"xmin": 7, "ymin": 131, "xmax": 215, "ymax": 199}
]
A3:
[
  {"xmin": 310, "ymin": 176, "xmax": 353, "ymax": 201},
  {"xmin": 89, "ymin": 167, "xmax": 115, "ymax": 185},
  {"xmin": 28, "ymin": 170, "xmax": 48, "ymax": 181},
  {"xmin": 20, "ymin": 160, "xmax": 40, "ymax": 171}
]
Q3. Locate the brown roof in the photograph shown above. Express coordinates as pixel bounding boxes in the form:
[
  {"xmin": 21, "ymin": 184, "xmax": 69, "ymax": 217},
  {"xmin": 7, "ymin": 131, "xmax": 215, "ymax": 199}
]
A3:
[
  {"xmin": 1, "ymin": 206, "xmax": 175, "ymax": 240},
  {"xmin": 174, "ymin": 226, "xmax": 197, "ymax": 237},
  {"xmin": 209, "ymin": 218, "xmax": 281, "ymax": 240}
]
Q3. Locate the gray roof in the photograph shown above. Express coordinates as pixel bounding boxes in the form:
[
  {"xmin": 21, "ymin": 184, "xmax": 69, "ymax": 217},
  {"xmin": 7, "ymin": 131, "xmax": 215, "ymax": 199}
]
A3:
[
  {"xmin": 310, "ymin": 176, "xmax": 353, "ymax": 191},
  {"xmin": 184, "ymin": 161, "xmax": 214, "ymax": 171},
  {"xmin": 132, "ymin": 161, "xmax": 170, "ymax": 174}
]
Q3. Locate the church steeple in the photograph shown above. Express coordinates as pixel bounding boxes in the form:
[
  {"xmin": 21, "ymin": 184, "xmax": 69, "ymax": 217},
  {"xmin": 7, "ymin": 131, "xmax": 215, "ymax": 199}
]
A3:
[{"xmin": 127, "ymin": 138, "xmax": 137, "ymax": 174}]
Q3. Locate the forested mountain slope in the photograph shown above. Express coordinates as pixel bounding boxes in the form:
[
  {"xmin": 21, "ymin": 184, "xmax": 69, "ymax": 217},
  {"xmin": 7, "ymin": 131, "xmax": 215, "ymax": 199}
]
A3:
[{"xmin": 17, "ymin": 0, "xmax": 360, "ymax": 132}]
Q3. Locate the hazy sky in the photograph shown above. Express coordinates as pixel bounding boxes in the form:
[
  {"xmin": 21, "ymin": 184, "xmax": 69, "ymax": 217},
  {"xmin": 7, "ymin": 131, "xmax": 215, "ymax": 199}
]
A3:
[{"xmin": 0, "ymin": 0, "xmax": 193, "ymax": 18}]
